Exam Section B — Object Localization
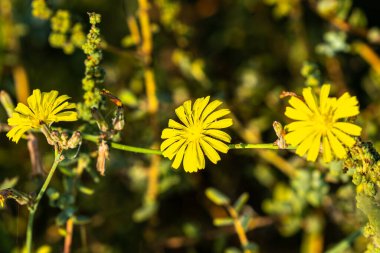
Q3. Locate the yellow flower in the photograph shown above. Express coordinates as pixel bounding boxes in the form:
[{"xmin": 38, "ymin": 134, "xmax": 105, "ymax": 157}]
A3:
[
  {"xmin": 284, "ymin": 84, "xmax": 361, "ymax": 162},
  {"xmin": 161, "ymin": 96, "xmax": 233, "ymax": 172},
  {"xmin": 7, "ymin": 89, "xmax": 78, "ymax": 143}
]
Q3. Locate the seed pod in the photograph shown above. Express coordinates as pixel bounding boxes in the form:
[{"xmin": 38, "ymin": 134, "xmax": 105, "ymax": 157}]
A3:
[{"xmin": 68, "ymin": 131, "xmax": 82, "ymax": 149}]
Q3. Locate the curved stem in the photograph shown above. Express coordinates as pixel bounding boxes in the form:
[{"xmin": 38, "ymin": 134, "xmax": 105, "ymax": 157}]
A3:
[{"xmin": 26, "ymin": 151, "xmax": 62, "ymax": 253}]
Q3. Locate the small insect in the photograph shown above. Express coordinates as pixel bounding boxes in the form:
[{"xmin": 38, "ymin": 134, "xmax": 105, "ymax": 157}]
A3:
[
  {"xmin": 100, "ymin": 89, "xmax": 123, "ymax": 108},
  {"xmin": 273, "ymin": 121, "xmax": 287, "ymax": 149}
]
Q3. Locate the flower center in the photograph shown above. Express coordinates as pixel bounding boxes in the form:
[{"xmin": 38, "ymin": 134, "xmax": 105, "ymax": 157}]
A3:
[
  {"xmin": 313, "ymin": 111, "xmax": 334, "ymax": 135},
  {"xmin": 186, "ymin": 124, "xmax": 203, "ymax": 141}
]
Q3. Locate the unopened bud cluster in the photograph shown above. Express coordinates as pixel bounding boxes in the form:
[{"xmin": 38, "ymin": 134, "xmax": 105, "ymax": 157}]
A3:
[
  {"xmin": 344, "ymin": 141, "xmax": 380, "ymax": 197},
  {"xmin": 77, "ymin": 13, "xmax": 104, "ymax": 121}
]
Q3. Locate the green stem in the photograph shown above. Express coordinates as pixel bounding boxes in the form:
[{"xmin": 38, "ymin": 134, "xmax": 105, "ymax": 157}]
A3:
[
  {"xmin": 82, "ymin": 134, "xmax": 162, "ymax": 155},
  {"xmin": 228, "ymin": 143, "xmax": 296, "ymax": 150},
  {"xmin": 26, "ymin": 151, "xmax": 62, "ymax": 253},
  {"xmin": 82, "ymin": 133, "xmax": 295, "ymax": 155}
]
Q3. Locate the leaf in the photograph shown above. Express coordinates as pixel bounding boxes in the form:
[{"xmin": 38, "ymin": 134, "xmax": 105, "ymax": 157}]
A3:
[
  {"xmin": 213, "ymin": 218, "xmax": 234, "ymax": 227},
  {"xmin": 233, "ymin": 192, "xmax": 249, "ymax": 213},
  {"xmin": 0, "ymin": 177, "xmax": 18, "ymax": 190},
  {"xmin": 132, "ymin": 202, "xmax": 157, "ymax": 222},
  {"xmin": 205, "ymin": 188, "xmax": 230, "ymax": 206}
]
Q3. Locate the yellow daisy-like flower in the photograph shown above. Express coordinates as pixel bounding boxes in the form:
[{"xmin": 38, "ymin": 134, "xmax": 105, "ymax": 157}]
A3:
[
  {"xmin": 7, "ymin": 89, "xmax": 78, "ymax": 143},
  {"xmin": 161, "ymin": 96, "xmax": 233, "ymax": 173},
  {"xmin": 284, "ymin": 84, "xmax": 362, "ymax": 163}
]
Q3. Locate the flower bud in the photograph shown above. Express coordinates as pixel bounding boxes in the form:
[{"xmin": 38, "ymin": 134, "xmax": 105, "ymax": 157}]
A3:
[
  {"xmin": 112, "ymin": 107, "xmax": 125, "ymax": 131},
  {"xmin": 68, "ymin": 131, "xmax": 82, "ymax": 149}
]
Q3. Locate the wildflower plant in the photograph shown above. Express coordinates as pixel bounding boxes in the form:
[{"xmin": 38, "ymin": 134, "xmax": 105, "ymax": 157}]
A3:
[{"xmin": 4, "ymin": 1, "xmax": 380, "ymax": 253}]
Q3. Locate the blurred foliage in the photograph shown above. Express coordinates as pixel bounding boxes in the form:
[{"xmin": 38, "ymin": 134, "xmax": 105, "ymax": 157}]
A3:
[{"xmin": 2, "ymin": 0, "xmax": 380, "ymax": 252}]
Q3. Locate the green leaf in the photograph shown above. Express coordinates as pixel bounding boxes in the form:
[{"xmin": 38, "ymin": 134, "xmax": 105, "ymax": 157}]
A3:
[
  {"xmin": 239, "ymin": 214, "xmax": 251, "ymax": 231},
  {"xmin": 0, "ymin": 177, "xmax": 18, "ymax": 190},
  {"xmin": 132, "ymin": 202, "xmax": 158, "ymax": 222},
  {"xmin": 56, "ymin": 207, "xmax": 76, "ymax": 226},
  {"xmin": 213, "ymin": 218, "xmax": 234, "ymax": 227},
  {"xmin": 205, "ymin": 188, "xmax": 230, "ymax": 206},
  {"xmin": 77, "ymin": 184, "xmax": 95, "ymax": 195},
  {"xmin": 233, "ymin": 192, "xmax": 249, "ymax": 212}
]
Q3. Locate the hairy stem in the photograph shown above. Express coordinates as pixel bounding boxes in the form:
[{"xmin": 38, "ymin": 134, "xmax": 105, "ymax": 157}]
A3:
[{"xmin": 26, "ymin": 151, "xmax": 62, "ymax": 253}]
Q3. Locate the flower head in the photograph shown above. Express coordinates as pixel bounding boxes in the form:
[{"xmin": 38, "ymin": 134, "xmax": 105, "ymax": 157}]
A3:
[
  {"xmin": 7, "ymin": 89, "xmax": 78, "ymax": 143},
  {"xmin": 161, "ymin": 96, "xmax": 233, "ymax": 172},
  {"xmin": 284, "ymin": 84, "xmax": 361, "ymax": 162}
]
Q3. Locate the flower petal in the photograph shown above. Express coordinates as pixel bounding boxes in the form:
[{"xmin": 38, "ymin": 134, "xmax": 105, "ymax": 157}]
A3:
[
  {"xmin": 302, "ymin": 87, "xmax": 318, "ymax": 112},
  {"xmin": 284, "ymin": 126, "xmax": 314, "ymax": 146},
  {"xmin": 331, "ymin": 128, "xmax": 356, "ymax": 147},
  {"xmin": 285, "ymin": 107, "xmax": 310, "ymax": 121},
  {"xmin": 199, "ymin": 138, "xmax": 221, "ymax": 164},
  {"xmin": 322, "ymin": 136, "xmax": 332, "ymax": 163},
  {"xmin": 203, "ymin": 136, "xmax": 229, "ymax": 153},
  {"xmin": 204, "ymin": 129, "xmax": 231, "ymax": 143},
  {"xmin": 333, "ymin": 122, "xmax": 362, "ymax": 136},
  {"xmin": 327, "ymin": 131, "xmax": 346, "ymax": 159},
  {"xmin": 203, "ymin": 109, "xmax": 230, "ymax": 125},
  {"xmin": 306, "ymin": 133, "xmax": 321, "ymax": 162},
  {"xmin": 171, "ymin": 142, "xmax": 187, "ymax": 169},
  {"xmin": 207, "ymin": 118, "xmax": 233, "ymax": 129},
  {"xmin": 200, "ymin": 100, "xmax": 223, "ymax": 122},
  {"xmin": 288, "ymin": 97, "xmax": 312, "ymax": 116}
]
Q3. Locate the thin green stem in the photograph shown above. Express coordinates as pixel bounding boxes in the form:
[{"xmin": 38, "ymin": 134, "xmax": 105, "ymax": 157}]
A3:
[
  {"xmin": 26, "ymin": 151, "xmax": 62, "ymax": 253},
  {"xmin": 82, "ymin": 133, "xmax": 295, "ymax": 155},
  {"xmin": 228, "ymin": 143, "xmax": 296, "ymax": 150},
  {"xmin": 82, "ymin": 134, "xmax": 162, "ymax": 155}
]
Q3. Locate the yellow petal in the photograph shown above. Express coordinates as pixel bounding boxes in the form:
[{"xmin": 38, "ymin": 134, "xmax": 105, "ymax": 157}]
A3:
[
  {"xmin": 285, "ymin": 107, "xmax": 310, "ymax": 121},
  {"xmin": 285, "ymin": 121, "xmax": 313, "ymax": 132},
  {"xmin": 6, "ymin": 126, "xmax": 30, "ymax": 143},
  {"xmin": 284, "ymin": 127, "xmax": 314, "ymax": 146},
  {"xmin": 193, "ymin": 97, "xmax": 210, "ymax": 124},
  {"xmin": 203, "ymin": 109, "xmax": 230, "ymax": 125},
  {"xmin": 196, "ymin": 141, "xmax": 205, "ymax": 169},
  {"xmin": 302, "ymin": 87, "xmax": 318, "ymax": 112},
  {"xmin": 200, "ymin": 100, "xmax": 223, "ymax": 122},
  {"xmin": 183, "ymin": 142, "xmax": 197, "ymax": 172},
  {"xmin": 199, "ymin": 138, "xmax": 221, "ymax": 164},
  {"xmin": 333, "ymin": 122, "xmax": 361, "ymax": 136},
  {"xmin": 319, "ymin": 84, "xmax": 330, "ymax": 113},
  {"xmin": 288, "ymin": 97, "xmax": 312, "ymax": 117},
  {"xmin": 161, "ymin": 128, "xmax": 182, "ymax": 139},
  {"xmin": 204, "ymin": 129, "xmax": 231, "ymax": 143},
  {"xmin": 161, "ymin": 136, "xmax": 181, "ymax": 151},
  {"xmin": 306, "ymin": 133, "xmax": 321, "ymax": 162},
  {"xmin": 51, "ymin": 94, "xmax": 71, "ymax": 111},
  {"xmin": 168, "ymin": 119, "xmax": 186, "ymax": 129},
  {"xmin": 207, "ymin": 118, "xmax": 233, "ymax": 129},
  {"xmin": 322, "ymin": 136, "xmax": 332, "ymax": 163},
  {"xmin": 162, "ymin": 139, "xmax": 186, "ymax": 160},
  {"xmin": 295, "ymin": 133, "xmax": 317, "ymax": 157},
  {"xmin": 171, "ymin": 143, "xmax": 187, "ymax": 169},
  {"xmin": 203, "ymin": 136, "xmax": 229, "ymax": 153},
  {"xmin": 327, "ymin": 131, "xmax": 346, "ymax": 159},
  {"xmin": 183, "ymin": 100, "xmax": 193, "ymax": 125},
  {"xmin": 15, "ymin": 103, "xmax": 34, "ymax": 116},
  {"xmin": 53, "ymin": 111, "xmax": 78, "ymax": 122},
  {"xmin": 331, "ymin": 128, "xmax": 356, "ymax": 147},
  {"xmin": 175, "ymin": 105, "xmax": 190, "ymax": 127}
]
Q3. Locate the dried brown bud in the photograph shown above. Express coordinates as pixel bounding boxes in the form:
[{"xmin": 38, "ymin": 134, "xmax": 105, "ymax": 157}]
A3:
[
  {"xmin": 112, "ymin": 107, "xmax": 125, "ymax": 131},
  {"xmin": 96, "ymin": 140, "xmax": 109, "ymax": 176},
  {"xmin": 68, "ymin": 131, "xmax": 82, "ymax": 149}
]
